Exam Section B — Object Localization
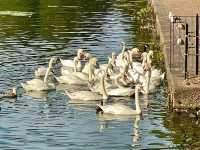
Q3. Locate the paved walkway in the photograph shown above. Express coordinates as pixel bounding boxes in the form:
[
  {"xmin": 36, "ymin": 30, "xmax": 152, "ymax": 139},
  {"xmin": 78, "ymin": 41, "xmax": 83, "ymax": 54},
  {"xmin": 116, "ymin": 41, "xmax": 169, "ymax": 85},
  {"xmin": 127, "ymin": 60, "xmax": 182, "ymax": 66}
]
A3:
[
  {"xmin": 163, "ymin": 0, "xmax": 200, "ymax": 16},
  {"xmin": 151, "ymin": 0, "xmax": 200, "ymax": 110}
]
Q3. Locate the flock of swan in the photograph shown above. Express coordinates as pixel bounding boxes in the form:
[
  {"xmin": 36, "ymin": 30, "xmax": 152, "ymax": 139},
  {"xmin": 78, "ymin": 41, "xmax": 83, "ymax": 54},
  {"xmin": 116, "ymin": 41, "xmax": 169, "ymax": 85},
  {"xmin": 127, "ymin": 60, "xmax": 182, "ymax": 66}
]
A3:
[{"xmin": 20, "ymin": 42, "xmax": 164, "ymax": 116}]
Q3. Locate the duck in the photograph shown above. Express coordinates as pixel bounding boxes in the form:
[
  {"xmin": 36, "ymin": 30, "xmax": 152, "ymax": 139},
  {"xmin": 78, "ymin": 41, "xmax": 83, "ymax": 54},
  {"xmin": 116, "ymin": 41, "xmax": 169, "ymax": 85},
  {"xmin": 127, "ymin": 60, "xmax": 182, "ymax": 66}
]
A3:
[
  {"xmin": 21, "ymin": 57, "xmax": 57, "ymax": 91},
  {"xmin": 96, "ymin": 84, "xmax": 142, "ymax": 115},
  {"xmin": 0, "ymin": 87, "xmax": 17, "ymax": 98},
  {"xmin": 65, "ymin": 71, "xmax": 108, "ymax": 101}
]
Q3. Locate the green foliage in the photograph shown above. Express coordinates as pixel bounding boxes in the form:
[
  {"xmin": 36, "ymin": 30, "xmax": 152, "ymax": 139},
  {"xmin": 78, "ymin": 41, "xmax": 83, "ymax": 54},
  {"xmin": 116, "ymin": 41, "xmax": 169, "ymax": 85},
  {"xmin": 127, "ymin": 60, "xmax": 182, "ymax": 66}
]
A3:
[{"xmin": 135, "ymin": 5, "xmax": 156, "ymax": 32}]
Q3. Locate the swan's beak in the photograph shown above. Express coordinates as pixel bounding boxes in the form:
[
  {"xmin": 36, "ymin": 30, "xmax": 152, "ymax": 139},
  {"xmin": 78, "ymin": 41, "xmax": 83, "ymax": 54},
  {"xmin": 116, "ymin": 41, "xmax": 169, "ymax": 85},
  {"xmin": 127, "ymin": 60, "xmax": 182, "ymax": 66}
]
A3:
[
  {"xmin": 106, "ymin": 73, "xmax": 111, "ymax": 80},
  {"xmin": 51, "ymin": 69, "xmax": 55, "ymax": 74}
]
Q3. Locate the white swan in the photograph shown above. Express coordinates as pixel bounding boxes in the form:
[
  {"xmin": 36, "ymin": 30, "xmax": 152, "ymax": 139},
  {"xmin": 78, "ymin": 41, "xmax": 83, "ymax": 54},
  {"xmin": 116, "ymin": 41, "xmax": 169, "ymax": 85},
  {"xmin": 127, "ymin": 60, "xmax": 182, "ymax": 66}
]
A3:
[
  {"xmin": 116, "ymin": 42, "xmax": 140, "ymax": 71},
  {"xmin": 116, "ymin": 42, "xmax": 128, "ymax": 70},
  {"xmin": 21, "ymin": 57, "xmax": 57, "ymax": 91},
  {"xmin": 106, "ymin": 87, "xmax": 135, "ymax": 97},
  {"xmin": 90, "ymin": 62, "xmax": 134, "ymax": 96},
  {"xmin": 35, "ymin": 66, "xmax": 50, "ymax": 77},
  {"xmin": 96, "ymin": 84, "xmax": 142, "ymax": 115},
  {"xmin": 100, "ymin": 52, "xmax": 117, "ymax": 73},
  {"xmin": 60, "ymin": 49, "xmax": 85, "ymax": 70},
  {"xmin": 65, "ymin": 72, "xmax": 108, "ymax": 101},
  {"xmin": 56, "ymin": 57, "xmax": 97, "ymax": 84}
]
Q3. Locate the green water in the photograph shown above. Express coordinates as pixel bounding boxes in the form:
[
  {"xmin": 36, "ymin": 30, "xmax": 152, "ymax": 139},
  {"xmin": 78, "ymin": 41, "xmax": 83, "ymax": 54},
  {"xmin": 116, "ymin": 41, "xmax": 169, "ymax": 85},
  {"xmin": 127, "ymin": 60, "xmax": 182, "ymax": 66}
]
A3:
[{"xmin": 0, "ymin": 0, "xmax": 199, "ymax": 149}]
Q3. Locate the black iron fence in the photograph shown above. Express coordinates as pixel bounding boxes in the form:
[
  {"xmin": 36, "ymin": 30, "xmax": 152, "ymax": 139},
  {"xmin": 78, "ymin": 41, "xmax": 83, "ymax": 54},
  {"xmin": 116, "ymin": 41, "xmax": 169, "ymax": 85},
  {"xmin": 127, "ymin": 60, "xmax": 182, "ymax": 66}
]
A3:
[{"xmin": 169, "ymin": 14, "xmax": 200, "ymax": 79}]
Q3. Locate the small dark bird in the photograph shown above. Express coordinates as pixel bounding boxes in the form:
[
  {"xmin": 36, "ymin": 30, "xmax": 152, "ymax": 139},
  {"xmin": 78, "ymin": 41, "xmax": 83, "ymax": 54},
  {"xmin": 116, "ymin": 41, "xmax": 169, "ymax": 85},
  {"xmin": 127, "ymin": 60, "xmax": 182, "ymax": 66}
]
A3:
[
  {"xmin": 0, "ymin": 88, "xmax": 17, "ymax": 98},
  {"xmin": 144, "ymin": 44, "xmax": 150, "ymax": 52}
]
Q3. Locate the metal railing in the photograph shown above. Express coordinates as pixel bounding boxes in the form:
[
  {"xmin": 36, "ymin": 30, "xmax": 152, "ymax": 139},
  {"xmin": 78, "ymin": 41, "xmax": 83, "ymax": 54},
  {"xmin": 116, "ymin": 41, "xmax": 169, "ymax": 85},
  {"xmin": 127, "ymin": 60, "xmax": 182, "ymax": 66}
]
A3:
[{"xmin": 169, "ymin": 14, "xmax": 200, "ymax": 79}]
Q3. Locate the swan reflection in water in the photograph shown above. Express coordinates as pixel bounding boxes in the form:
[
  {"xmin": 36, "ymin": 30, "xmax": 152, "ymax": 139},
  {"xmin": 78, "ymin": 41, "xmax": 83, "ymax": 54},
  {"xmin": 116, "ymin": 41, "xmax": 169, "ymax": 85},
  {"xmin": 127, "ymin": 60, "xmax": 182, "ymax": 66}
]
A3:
[{"xmin": 97, "ymin": 114, "xmax": 142, "ymax": 148}]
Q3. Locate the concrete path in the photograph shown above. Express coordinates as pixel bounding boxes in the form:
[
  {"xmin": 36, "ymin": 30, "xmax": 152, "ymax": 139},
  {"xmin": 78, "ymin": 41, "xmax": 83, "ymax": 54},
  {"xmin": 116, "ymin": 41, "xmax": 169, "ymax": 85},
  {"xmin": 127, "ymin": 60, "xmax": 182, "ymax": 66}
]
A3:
[{"xmin": 163, "ymin": 0, "xmax": 200, "ymax": 16}]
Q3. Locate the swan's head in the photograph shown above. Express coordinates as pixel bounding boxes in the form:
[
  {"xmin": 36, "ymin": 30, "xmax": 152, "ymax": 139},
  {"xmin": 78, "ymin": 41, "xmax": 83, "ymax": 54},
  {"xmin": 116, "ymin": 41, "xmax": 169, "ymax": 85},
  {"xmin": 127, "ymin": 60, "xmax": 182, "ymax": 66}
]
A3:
[
  {"xmin": 120, "ymin": 42, "xmax": 126, "ymax": 47},
  {"xmin": 84, "ymin": 52, "xmax": 92, "ymax": 60},
  {"xmin": 111, "ymin": 52, "xmax": 117, "ymax": 59},
  {"xmin": 135, "ymin": 84, "xmax": 144, "ymax": 92},
  {"xmin": 141, "ymin": 52, "xmax": 148, "ymax": 60},
  {"xmin": 148, "ymin": 50, "xmax": 154, "ymax": 58},
  {"xmin": 130, "ymin": 48, "xmax": 140, "ymax": 56},
  {"xmin": 49, "ymin": 56, "xmax": 59, "ymax": 66},
  {"xmin": 77, "ymin": 49, "xmax": 85, "ymax": 59},
  {"xmin": 89, "ymin": 57, "xmax": 98, "ymax": 66}
]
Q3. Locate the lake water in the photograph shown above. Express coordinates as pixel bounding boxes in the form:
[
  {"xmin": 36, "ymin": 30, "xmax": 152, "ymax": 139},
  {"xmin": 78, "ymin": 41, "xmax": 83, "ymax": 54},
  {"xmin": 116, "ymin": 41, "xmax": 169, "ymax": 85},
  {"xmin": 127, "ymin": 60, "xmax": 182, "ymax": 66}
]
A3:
[{"xmin": 0, "ymin": 0, "xmax": 199, "ymax": 149}]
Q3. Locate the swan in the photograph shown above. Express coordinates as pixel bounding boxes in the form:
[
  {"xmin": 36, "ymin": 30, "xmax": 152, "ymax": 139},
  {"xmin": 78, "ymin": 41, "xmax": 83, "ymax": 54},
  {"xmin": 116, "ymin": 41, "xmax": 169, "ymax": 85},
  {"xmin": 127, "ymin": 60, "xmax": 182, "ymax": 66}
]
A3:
[
  {"xmin": 35, "ymin": 66, "xmax": 53, "ymax": 77},
  {"xmin": 72, "ymin": 57, "xmax": 97, "ymax": 81},
  {"xmin": 90, "ymin": 62, "xmax": 134, "ymax": 96},
  {"xmin": 61, "ymin": 67, "xmax": 89, "ymax": 81},
  {"xmin": 106, "ymin": 87, "xmax": 135, "ymax": 97},
  {"xmin": 116, "ymin": 42, "xmax": 129, "ymax": 70},
  {"xmin": 100, "ymin": 52, "xmax": 117, "ymax": 73},
  {"xmin": 127, "ymin": 47, "xmax": 140, "ymax": 63},
  {"xmin": 34, "ymin": 56, "xmax": 59, "ymax": 77},
  {"xmin": 116, "ymin": 42, "xmax": 140, "ymax": 70},
  {"xmin": 60, "ymin": 49, "xmax": 85, "ymax": 70},
  {"xmin": 89, "ymin": 72, "xmax": 134, "ymax": 97},
  {"xmin": 56, "ymin": 57, "xmax": 97, "ymax": 84},
  {"xmin": 21, "ymin": 57, "xmax": 57, "ymax": 91},
  {"xmin": 96, "ymin": 84, "xmax": 142, "ymax": 115},
  {"xmin": 65, "ymin": 71, "xmax": 108, "ymax": 101},
  {"xmin": 61, "ymin": 52, "xmax": 92, "ymax": 79},
  {"xmin": 82, "ymin": 57, "xmax": 98, "ymax": 74},
  {"xmin": 55, "ymin": 74, "xmax": 88, "ymax": 85}
]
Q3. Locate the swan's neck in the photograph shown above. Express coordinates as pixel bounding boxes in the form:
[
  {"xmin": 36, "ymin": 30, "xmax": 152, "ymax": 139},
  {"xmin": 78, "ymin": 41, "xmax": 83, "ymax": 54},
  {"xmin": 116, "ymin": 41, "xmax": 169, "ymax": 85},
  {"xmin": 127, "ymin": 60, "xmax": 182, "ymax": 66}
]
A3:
[
  {"xmin": 115, "ymin": 73, "xmax": 124, "ymax": 88},
  {"xmin": 88, "ymin": 63, "xmax": 94, "ymax": 82},
  {"xmin": 44, "ymin": 60, "xmax": 53, "ymax": 83},
  {"xmin": 73, "ymin": 57, "xmax": 78, "ymax": 72},
  {"xmin": 121, "ymin": 43, "xmax": 126, "ymax": 58},
  {"xmin": 135, "ymin": 87, "xmax": 141, "ymax": 113},
  {"xmin": 115, "ymin": 63, "xmax": 129, "ymax": 88},
  {"xmin": 100, "ymin": 74, "xmax": 108, "ymax": 100},
  {"xmin": 129, "ymin": 52, "xmax": 133, "ymax": 63},
  {"xmin": 145, "ymin": 70, "xmax": 151, "ymax": 94}
]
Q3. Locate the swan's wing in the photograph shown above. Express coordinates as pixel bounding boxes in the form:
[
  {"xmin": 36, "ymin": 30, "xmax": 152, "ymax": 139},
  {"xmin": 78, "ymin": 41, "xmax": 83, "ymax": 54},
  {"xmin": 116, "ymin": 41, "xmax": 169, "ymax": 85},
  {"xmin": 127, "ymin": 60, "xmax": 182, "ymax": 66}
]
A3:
[
  {"xmin": 26, "ymin": 79, "xmax": 43, "ymax": 85},
  {"xmin": 72, "ymin": 72, "xmax": 88, "ymax": 80},
  {"xmin": 107, "ymin": 88, "xmax": 134, "ymax": 96},
  {"xmin": 66, "ymin": 91, "xmax": 101, "ymax": 100},
  {"xmin": 99, "ymin": 103, "xmax": 135, "ymax": 115},
  {"xmin": 60, "ymin": 59, "xmax": 74, "ymax": 67}
]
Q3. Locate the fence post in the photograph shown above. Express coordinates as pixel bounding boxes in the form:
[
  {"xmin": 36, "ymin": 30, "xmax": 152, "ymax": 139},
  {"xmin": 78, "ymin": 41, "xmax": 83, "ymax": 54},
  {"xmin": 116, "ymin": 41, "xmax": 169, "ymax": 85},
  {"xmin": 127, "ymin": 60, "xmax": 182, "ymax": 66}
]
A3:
[
  {"xmin": 185, "ymin": 23, "xmax": 188, "ymax": 79},
  {"xmin": 196, "ymin": 14, "xmax": 199, "ymax": 75}
]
